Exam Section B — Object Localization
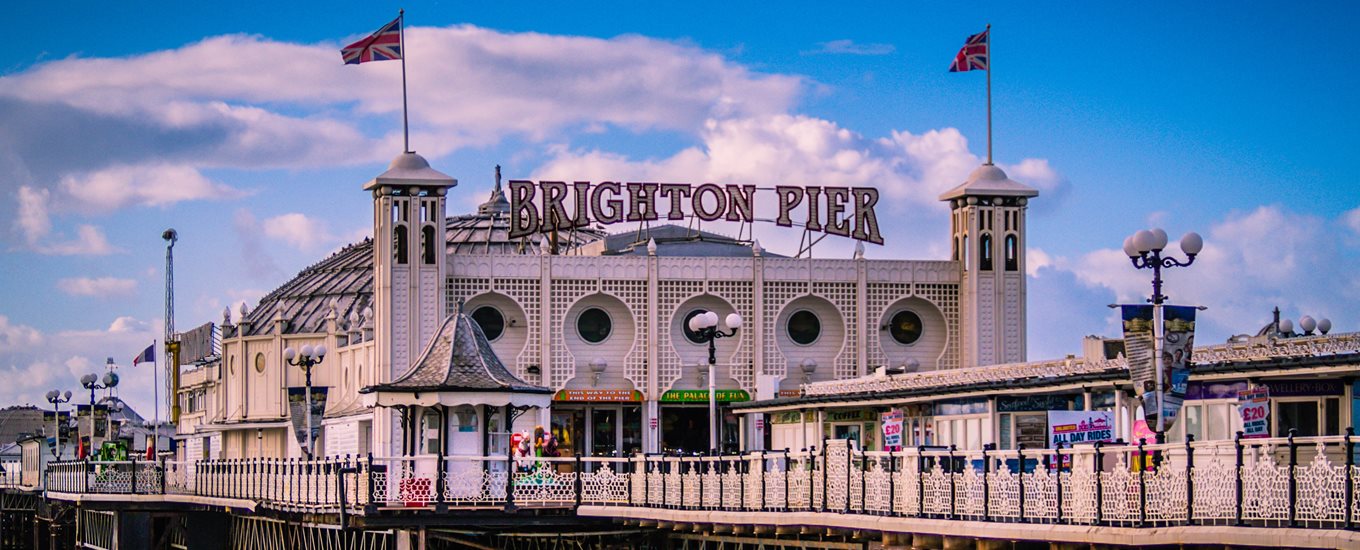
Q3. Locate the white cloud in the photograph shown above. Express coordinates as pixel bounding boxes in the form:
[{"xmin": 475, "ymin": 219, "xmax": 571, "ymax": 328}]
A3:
[
  {"xmin": 1044, "ymin": 205, "xmax": 1360, "ymax": 342},
  {"xmin": 1344, "ymin": 207, "xmax": 1360, "ymax": 237},
  {"xmin": 534, "ymin": 115, "xmax": 1063, "ymax": 258},
  {"xmin": 0, "ymin": 315, "xmax": 44, "ymax": 353},
  {"xmin": 59, "ymin": 164, "xmax": 242, "ymax": 211},
  {"xmin": 0, "ymin": 315, "xmax": 161, "ymax": 416},
  {"xmin": 56, "ymin": 277, "xmax": 138, "ymax": 297},
  {"xmin": 108, "ymin": 316, "xmax": 151, "ymax": 333},
  {"xmin": 261, "ymin": 212, "xmax": 336, "ymax": 251},
  {"xmin": 14, "ymin": 186, "xmax": 51, "ymax": 245},
  {"xmin": 806, "ymin": 40, "xmax": 895, "ymax": 56},
  {"xmin": 11, "ymin": 185, "xmax": 120, "ymax": 255}
]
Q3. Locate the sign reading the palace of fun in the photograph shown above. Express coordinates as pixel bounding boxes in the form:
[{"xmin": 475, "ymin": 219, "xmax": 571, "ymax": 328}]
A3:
[{"xmin": 507, "ymin": 181, "xmax": 885, "ymax": 245}]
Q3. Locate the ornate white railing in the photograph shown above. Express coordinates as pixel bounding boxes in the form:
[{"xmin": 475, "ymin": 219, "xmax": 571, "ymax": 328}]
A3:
[
  {"xmin": 38, "ymin": 433, "xmax": 1360, "ymax": 529},
  {"xmin": 0, "ymin": 460, "xmax": 20, "ymax": 488}
]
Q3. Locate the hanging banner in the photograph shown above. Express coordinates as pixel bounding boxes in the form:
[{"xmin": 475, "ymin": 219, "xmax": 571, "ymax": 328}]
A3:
[
  {"xmin": 1238, "ymin": 387, "xmax": 1270, "ymax": 438},
  {"xmin": 287, "ymin": 387, "xmax": 329, "ymax": 452},
  {"xmin": 881, "ymin": 409, "xmax": 905, "ymax": 452},
  {"xmin": 1158, "ymin": 305, "xmax": 1197, "ymax": 429},
  {"xmin": 1047, "ymin": 410, "xmax": 1115, "ymax": 447},
  {"xmin": 1121, "ymin": 305, "xmax": 1157, "ymax": 421}
]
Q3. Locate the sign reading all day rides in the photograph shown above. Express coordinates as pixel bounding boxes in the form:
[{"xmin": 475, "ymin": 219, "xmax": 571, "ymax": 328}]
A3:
[
  {"xmin": 1047, "ymin": 410, "xmax": 1115, "ymax": 447},
  {"xmin": 1238, "ymin": 387, "xmax": 1270, "ymax": 438}
]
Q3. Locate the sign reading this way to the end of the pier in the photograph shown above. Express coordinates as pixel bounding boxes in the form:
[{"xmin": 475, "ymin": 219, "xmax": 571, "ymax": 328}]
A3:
[{"xmin": 508, "ymin": 180, "xmax": 884, "ymax": 245}]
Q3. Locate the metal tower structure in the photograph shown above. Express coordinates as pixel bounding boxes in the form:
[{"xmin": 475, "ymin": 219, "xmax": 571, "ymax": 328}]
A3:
[{"xmin": 163, "ymin": 229, "xmax": 182, "ymax": 425}]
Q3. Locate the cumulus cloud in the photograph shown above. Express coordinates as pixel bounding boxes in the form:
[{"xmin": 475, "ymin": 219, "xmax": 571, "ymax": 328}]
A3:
[
  {"xmin": 533, "ymin": 115, "xmax": 1063, "ymax": 258},
  {"xmin": 232, "ymin": 209, "xmax": 281, "ymax": 281},
  {"xmin": 806, "ymin": 40, "xmax": 895, "ymax": 56},
  {"xmin": 59, "ymin": 164, "xmax": 242, "ymax": 211},
  {"xmin": 0, "ymin": 316, "xmax": 160, "ymax": 414},
  {"xmin": 56, "ymin": 277, "xmax": 138, "ymax": 297},
  {"xmin": 1036, "ymin": 205, "xmax": 1360, "ymax": 344},
  {"xmin": 261, "ymin": 212, "xmax": 336, "ymax": 251},
  {"xmin": 1344, "ymin": 207, "xmax": 1360, "ymax": 237}
]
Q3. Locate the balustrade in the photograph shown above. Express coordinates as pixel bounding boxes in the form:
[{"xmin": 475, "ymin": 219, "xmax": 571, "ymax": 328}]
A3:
[{"xmin": 31, "ymin": 432, "xmax": 1360, "ymax": 530}]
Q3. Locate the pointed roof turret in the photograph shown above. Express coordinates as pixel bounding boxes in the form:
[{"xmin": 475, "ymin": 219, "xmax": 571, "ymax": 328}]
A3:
[
  {"xmin": 937, "ymin": 163, "xmax": 1038, "ymax": 201},
  {"xmin": 477, "ymin": 164, "xmax": 510, "ymax": 215}
]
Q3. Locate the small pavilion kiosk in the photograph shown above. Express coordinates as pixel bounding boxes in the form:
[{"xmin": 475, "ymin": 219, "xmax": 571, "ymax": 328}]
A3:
[{"xmin": 361, "ymin": 311, "xmax": 551, "ymax": 505}]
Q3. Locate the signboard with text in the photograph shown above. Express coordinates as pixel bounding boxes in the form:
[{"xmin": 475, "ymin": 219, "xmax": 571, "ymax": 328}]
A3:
[
  {"xmin": 659, "ymin": 389, "xmax": 751, "ymax": 403},
  {"xmin": 1047, "ymin": 410, "xmax": 1115, "ymax": 448},
  {"xmin": 1238, "ymin": 387, "xmax": 1270, "ymax": 439},
  {"xmin": 881, "ymin": 409, "xmax": 905, "ymax": 451},
  {"xmin": 553, "ymin": 389, "xmax": 643, "ymax": 402}
]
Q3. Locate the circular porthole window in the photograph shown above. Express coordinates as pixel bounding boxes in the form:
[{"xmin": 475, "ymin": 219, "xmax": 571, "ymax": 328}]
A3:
[
  {"xmin": 786, "ymin": 310, "xmax": 821, "ymax": 346},
  {"xmin": 889, "ymin": 310, "xmax": 924, "ymax": 345},
  {"xmin": 576, "ymin": 307, "xmax": 613, "ymax": 344},
  {"xmin": 471, "ymin": 305, "xmax": 506, "ymax": 341},
  {"xmin": 682, "ymin": 310, "xmax": 708, "ymax": 345},
  {"xmin": 254, "ymin": 353, "xmax": 266, "ymax": 373}
]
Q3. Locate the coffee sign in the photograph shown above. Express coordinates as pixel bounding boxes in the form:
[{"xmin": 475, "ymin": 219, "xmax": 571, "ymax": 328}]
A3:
[{"xmin": 508, "ymin": 181, "xmax": 884, "ymax": 245}]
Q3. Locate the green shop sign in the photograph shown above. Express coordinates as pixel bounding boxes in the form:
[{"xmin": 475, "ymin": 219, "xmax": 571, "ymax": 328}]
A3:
[{"xmin": 660, "ymin": 389, "xmax": 751, "ymax": 403}]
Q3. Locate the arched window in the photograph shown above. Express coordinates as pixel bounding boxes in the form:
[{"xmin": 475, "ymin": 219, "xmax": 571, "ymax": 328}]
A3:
[
  {"xmin": 953, "ymin": 237, "xmax": 959, "ymax": 261},
  {"xmin": 979, "ymin": 233, "xmax": 993, "ymax": 271},
  {"xmin": 961, "ymin": 235, "xmax": 970, "ymax": 271},
  {"xmin": 394, "ymin": 226, "xmax": 408, "ymax": 264},
  {"xmin": 421, "ymin": 225, "xmax": 436, "ymax": 264},
  {"xmin": 1005, "ymin": 234, "xmax": 1018, "ymax": 271}
]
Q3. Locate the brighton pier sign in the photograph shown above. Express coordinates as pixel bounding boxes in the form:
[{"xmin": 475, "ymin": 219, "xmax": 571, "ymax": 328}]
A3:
[{"xmin": 508, "ymin": 181, "xmax": 884, "ymax": 245}]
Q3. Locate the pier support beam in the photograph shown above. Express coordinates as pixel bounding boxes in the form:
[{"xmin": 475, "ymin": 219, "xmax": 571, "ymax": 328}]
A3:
[{"xmin": 913, "ymin": 533, "xmax": 943, "ymax": 550}]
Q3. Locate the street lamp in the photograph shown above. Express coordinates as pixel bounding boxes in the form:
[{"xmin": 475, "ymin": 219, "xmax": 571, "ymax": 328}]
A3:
[
  {"xmin": 1122, "ymin": 227, "xmax": 1202, "ymax": 441},
  {"xmin": 687, "ymin": 310, "xmax": 742, "ymax": 452},
  {"xmin": 284, "ymin": 344, "xmax": 327, "ymax": 458},
  {"xmin": 45, "ymin": 390, "xmax": 73, "ymax": 458},
  {"xmin": 80, "ymin": 372, "xmax": 119, "ymax": 408}
]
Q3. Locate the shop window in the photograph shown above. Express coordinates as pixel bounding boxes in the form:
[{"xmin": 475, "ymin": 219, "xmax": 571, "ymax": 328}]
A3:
[
  {"xmin": 888, "ymin": 310, "xmax": 924, "ymax": 345},
  {"xmin": 422, "ymin": 410, "xmax": 442, "ymax": 455},
  {"xmin": 786, "ymin": 310, "xmax": 821, "ymax": 345},
  {"xmin": 979, "ymin": 233, "xmax": 993, "ymax": 271},
  {"xmin": 576, "ymin": 307, "xmax": 612, "ymax": 344},
  {"xmin": 1326, "ymin": 398, "xmax": 1341, "ymax": 436},
  {"xmin": 1277, "ymin": 400, "xmax": 1320, "ymax": 437},
  {"xmin": 471, "ymin": 305, "xmax": 506, "ymax": 341},
  {"xmin": 1005, "ymin": 234, "xmax": 1018, "ymax": 271}
]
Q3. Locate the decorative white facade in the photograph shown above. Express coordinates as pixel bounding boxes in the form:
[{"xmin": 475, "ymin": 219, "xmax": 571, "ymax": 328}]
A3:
[{"xmin": 177, "ymin": 154, "xmax": 1039, "ymax": 461}]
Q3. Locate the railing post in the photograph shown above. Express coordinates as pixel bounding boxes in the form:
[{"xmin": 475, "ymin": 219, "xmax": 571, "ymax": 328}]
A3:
[
  {"xmin": 130, "ymin": 455, "xmax": 138, "ymax": 495},
  {"xmin": 505, "ymin": 452, "xmax": 517, "ymax": 511},
  {"xmin": 783, "ymin": 449, "xmax": 792, "ymax": 512},
  {"xmin": 1094, "ymin": 441, "xmax": 1105, "ymax": 526},
  {"xmin": 859, "ymin": 448, "xmax": 867, "ymax": 515},
  {"xmin": 916, "ymin": 446, "xmax": 925, "ymax": 518},
  {"xmin": 1137, "ymin": 438, "xmax": 1147, "ymax": 527},
  {"xmin": 1054, "ymin": 442, "xmax": 1063, "ymax": 524},
  {"xmin": 679, "ymin": 457, "xmax": 686, "ymax": 510},
  {"xmin": 83, "ymin": 459, "xmax": 89, "ymax": 494},
  {"xmin": 1288, "ymin": 428, "xmax": 1299, "ymax": 528},
  {"xmin": 887, "ymin": 450, "xmax": 896, "ymax": 517},
  {"xmin": 821, "ymin": 441, "xmax": 829, "ymax": 513},
  {"xmin": 435, "ymin": 452, "xmax": 446, "ymax": 509},
  {"xmin": 714, "ymin": 453, "xmax": 721, "ymax": 511},
  {"xmin": 806, "ymin": 447, "xmax": 815, "ymax": 511},
  {"xmin": 366, "ymin": 453, "xmax": 375, "ymax": 507},
  {"xmin": 574, "ymin": 454, "xmax": 584, "ymax": 509},
  {"xmin": 981, "ymin": 444, "xmax": 991, "ymax": 522},
  {"xmin": 758, "ymin": 451, "xmax": 766, "ymax": 511},
  {"xmin": 1346, "ymin": 428, "xmax": 1355, "ymax": 530},
  {"xmin": 947, "ymin": 445, "xmax": 956, "ymax": 520},
  {"xmin": 160, "ymin": 456, "xmax": 167, "ymax": 495},
  {"xmin": 1185, "ymin": 434, "xmax": 1195, "ymax": 525},
  {"xmin": 1017, "ymin": 444, "xmax": 1026, "ymax": 523},
  {"xmin": 628, "ymin": 455, "xmax": 636, "ymax": 507},
  {"xmin": 1234, "ymin": 431, "xmax": 1245, "ymax": 526}
]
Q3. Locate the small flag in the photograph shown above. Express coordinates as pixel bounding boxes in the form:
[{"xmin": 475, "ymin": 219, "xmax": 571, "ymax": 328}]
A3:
[
  {"xmin": 133, "ymin": 344, "xmax": 154, "ymax": 367},
  {"xmin": 949, "ymin": 28, "xmax": 989, "ymax": 72},
  {"xmin": 341, "ymin": 16, "xmax": 403, "ymax": 65}
]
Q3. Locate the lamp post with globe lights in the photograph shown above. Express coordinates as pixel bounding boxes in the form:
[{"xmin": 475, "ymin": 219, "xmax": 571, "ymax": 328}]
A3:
[
  {"xmin": 687, "ymin": 311, "xmax": 743, "ymax": 453},
  {"xmin": 79, "ymin": 372, "xmax": 118, "ymax": 457},
  {"xmin": 1121, "ymin": 228, "xmax": 1203, "ymax": 441},
  {"xmin": 284, "ymin": 344, "xmax": 327, "ymax": 457},
  {"xmin": 45, "ymin": 390, "xmax": 73, "ymax": 458}
]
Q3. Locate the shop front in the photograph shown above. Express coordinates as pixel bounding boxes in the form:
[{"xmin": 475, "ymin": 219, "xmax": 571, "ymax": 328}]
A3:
[
  {"xmin": 659, "ymin": 389, "xmax": 749, "ymax": 454},
  {"xmin": 550, "ymin": 389, "xmax": 644, "ymax": 458}
]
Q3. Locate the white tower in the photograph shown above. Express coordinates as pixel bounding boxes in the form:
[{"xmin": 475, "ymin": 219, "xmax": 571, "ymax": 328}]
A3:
[
  {"xmin": 366, "ymin": 152, "xmax": 457, "ymax": 384},
  {"xmin": 940, "ymin": 164, "xmax": 1037, "ymax": 368}
]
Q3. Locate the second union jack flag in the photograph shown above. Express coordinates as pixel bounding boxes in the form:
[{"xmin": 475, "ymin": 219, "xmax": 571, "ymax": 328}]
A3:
[
  {"xmin": 341, "ymin": 17, "xmax": 402, "ymax": 65},
  {"xmin": 948, "ymin": 28, "xmax": 989, "ymax": 72}
]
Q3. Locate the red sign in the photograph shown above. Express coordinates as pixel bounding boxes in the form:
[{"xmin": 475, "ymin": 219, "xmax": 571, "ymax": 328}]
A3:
[{"xmin": 554, "ymin": 389, "xmax": 643, "ymax": 402}]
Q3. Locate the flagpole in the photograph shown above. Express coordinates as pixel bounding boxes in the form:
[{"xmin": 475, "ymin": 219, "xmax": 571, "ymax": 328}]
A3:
[
  {"xmin": 984, "ymin": 24, "xmax": 995, "ymax": 165},
  {"xmin": 400, "ymin": 9, "xmax": 410, "ymax": 153}
]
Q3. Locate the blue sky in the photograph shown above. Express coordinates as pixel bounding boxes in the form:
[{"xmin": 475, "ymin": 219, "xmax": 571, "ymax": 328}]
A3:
[{"xmin": 1, "ymin": 2, "xmax": 1357, "ymax": 417}]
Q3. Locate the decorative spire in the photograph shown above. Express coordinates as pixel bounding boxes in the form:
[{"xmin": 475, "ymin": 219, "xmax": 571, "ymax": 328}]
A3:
[{"xmin": 478, "ymin": 164, "xmax": 511, "ymax": 215}]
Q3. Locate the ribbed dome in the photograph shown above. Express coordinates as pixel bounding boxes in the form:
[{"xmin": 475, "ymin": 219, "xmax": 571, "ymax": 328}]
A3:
[{"xmin": 447, "ymin": 166, "xmax": 606, "ymax": 255}]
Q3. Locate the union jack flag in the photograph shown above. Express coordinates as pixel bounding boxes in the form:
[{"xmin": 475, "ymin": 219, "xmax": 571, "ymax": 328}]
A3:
[
  {"xmin": 948, "ymin": 28, "xmax": 989, "ymax": 72},
  {"xmin": 341, "ymin": 16, "xmax": 402, "ymax": 65}
]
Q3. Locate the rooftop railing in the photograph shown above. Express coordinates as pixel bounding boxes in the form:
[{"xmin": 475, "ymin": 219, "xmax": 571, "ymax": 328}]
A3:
[{"xmin": 35, "ymin": 432, "xmax": 1360, "ymax": 529}]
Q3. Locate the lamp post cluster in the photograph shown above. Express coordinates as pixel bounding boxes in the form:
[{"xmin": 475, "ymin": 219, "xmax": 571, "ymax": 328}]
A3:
[
  {"xmin": 284, "ymin": 344, "xmax": 327, "ymax": 458},
  {"xmin": 44, "ymin": 390, "xmax": 73, "ymax": 458},
  {"xmin": 687, "ymin": 311, "xmax": 742, "ymax": 453},
  {"xmin": 1121, "ymin": 227, "xmax": 1202, "ymax": 442}
]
